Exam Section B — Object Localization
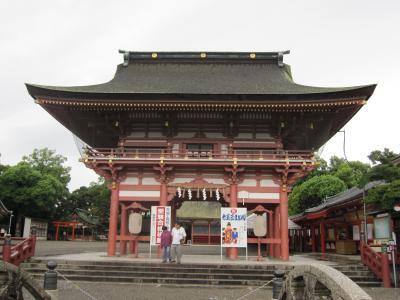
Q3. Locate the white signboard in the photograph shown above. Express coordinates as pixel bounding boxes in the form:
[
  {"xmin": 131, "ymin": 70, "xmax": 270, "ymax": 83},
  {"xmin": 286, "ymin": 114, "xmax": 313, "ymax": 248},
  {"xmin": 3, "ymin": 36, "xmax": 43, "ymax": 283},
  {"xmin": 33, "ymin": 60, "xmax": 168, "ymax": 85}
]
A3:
[
  {"xmin": 221, "ymin": 207, "xmax": 247, "ymax": 248},
  {"xmin": 150, "ymin": 206, "xmax": 171, "ymax": 245}
]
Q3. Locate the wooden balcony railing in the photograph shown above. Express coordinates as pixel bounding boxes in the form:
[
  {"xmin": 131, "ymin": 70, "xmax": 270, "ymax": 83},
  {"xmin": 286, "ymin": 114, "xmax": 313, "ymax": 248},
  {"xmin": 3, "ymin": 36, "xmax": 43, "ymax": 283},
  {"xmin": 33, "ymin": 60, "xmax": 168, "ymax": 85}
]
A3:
[
  {"xmin": 360, "ymin": 240, "xmax": 391, "ymax": 287},
  {"xmin": 1, "ymin": 236, "xmax": 37, "ymax": 266},
  {"xmin": 83, "ymin": 147, "xmax": 314, "ymax": 164}
]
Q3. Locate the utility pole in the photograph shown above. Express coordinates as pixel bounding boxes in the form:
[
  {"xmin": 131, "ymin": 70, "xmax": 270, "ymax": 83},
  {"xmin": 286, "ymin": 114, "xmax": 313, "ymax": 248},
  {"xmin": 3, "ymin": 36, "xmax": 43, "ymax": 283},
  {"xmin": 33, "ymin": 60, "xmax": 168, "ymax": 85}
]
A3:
[
  {"xmin": 8, "ymin": 210, "xmax": 14, "ymax": 235},
  {"xmin": 363, "ymin": 186, "xmax": 368, "ymax": 243}
]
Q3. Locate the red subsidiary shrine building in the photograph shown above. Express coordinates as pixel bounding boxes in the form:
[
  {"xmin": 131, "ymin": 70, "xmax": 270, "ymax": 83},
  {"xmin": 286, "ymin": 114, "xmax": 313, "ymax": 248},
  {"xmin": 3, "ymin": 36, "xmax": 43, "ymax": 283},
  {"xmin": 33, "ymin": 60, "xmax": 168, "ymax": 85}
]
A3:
[{"xmin": 26, "ymin": 51, "xmax": 375, "ymax": 260}]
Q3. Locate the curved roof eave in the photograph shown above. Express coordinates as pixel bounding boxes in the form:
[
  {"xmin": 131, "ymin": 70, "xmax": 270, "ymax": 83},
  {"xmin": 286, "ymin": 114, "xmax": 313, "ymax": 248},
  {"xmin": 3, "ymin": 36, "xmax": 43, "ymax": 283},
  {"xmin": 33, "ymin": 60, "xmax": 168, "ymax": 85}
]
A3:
[{"xmin": 25, "ymin": 83, "xmax": 377, "ymax": 101}]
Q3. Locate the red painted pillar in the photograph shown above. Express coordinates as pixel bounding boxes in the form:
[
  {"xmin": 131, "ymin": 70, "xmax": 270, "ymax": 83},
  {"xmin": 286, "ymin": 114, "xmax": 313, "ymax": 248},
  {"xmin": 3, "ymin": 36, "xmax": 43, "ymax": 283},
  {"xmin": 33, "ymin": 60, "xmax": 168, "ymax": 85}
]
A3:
[
  {"xmin": 107, "ymin": 181, "xmax": 120, "ymax": 256},
  {"xmin": 268, "ymin": 211, "xmax": 275, "ymax": 257},
  {"xmin": 157, "ymin": 183, "xmax": 168, "ymax": 257},
  {"xmin": 273, "ymin": 205, "xmax": 281, "ymax": 258},
  {"xmin": 30, "ymin": 236, "xmax": 37, "ymax": 257},
  {"xmin": 228, "ymin": 183, "xmax": 238, "ymax": 259},
  {"xmin": 160, "ymin": 182, "xmax": 168, "ymax": 207},
  {"xmin": 2, "ymin": 235, "xmax": 11, "ymax": 263},
  {"xmin": 120, "ymin": 205, "xmax": 128, "ymax": 255},
  {"xmin": 280, "ymin": 185, "xmax": 289, "ymax": 261},
  {"xmin": 55, "ymin": 224, "xmax": 59, "ymax": 241},
  {"xmin": 311, "ymin": 225, "xmax": 316, "ymax": 252},
  {"xmin": 129, "ymin": 240, "xmax": 135, "ymax": 254},
  {"xmin": 381, "ymin": 252, "xmax": 391, "ymax": 287},
  {"xmin": 320, "ymin": 222, "xmax": 326, "ymax": 257},
  {"xmin": 208, "ymin": 221, "xmax": 211, "ymax": 245},
  {"xmin": 72, "ymin": 224, "xmax": 75, "ymax": 241}
]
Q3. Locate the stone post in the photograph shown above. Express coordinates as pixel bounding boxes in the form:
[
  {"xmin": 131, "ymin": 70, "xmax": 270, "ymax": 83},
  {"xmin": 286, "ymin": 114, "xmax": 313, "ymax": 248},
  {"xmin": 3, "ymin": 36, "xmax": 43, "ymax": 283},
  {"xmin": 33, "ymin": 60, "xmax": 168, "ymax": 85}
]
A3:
[
  {"xmin": 44, "ymin": 261, "xmax": 58, "ymax": 290},
  {"xmin": 290, "ymin": 276, "xmax": 305, "ymax": 300},
  {"xmin": 272, "ymin": 269, "xmax": 286, "ymax": 300}
]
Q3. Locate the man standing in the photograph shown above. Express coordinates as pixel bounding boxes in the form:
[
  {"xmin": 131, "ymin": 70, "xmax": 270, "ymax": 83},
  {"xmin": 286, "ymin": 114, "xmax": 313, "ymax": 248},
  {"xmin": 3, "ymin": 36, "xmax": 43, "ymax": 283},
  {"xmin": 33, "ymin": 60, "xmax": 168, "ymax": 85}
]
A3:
[
  {"xmin": 160, "ymin": 225, "xmax": 172, "ymax": 263},
  {"xmin": 171, "ymin": 223, "xmax": 186, "ymax": 264}
]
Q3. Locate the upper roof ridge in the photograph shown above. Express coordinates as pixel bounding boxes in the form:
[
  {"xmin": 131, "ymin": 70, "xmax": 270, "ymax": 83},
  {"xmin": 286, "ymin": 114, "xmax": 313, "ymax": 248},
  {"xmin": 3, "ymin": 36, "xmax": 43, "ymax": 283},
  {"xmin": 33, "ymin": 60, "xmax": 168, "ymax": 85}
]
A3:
[{"xmin": 118, "ymin": 50, "xmax": 290, "ymax": 67}]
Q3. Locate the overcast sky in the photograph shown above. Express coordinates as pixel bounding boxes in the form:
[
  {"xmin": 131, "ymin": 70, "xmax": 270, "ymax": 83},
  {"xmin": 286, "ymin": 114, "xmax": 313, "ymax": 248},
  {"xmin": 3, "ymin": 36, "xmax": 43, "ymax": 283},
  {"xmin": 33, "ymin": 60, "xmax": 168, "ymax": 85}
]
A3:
[{"xmin": 0, "ymin": 1, "xmax": 399, "ymax": 191}]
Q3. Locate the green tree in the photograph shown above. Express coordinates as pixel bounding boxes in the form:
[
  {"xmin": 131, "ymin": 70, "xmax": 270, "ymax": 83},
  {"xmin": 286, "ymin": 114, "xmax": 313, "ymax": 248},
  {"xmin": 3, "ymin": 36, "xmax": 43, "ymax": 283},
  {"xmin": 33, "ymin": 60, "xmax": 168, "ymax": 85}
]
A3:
[
  {"xmin": 359, "ymin": 148, "xmax": 400, "ymax": 210},
  {"xmin": 23, "ymin": 148, "xmax": 71, "ymax": 185},
  {"xmin": 56, "ymin": 178, "xmax": 110, "ymax": 230},
  {"xmin": 365, "ymin": 179, "xmax": 400, "ymax": 210},
  {"xmin": 0, "ymin": 163, "xmax": 9, "ymax": 176},
  {"xmin": 289, "ymin": 175, "xmax": 347, "ymax": 215},
  {"xmin": 368, "ymin": 148, "xmax": 398, "ymax": 165},
  {"xmin": 0, "ymin": 162, "xmax": 64, "ymax": 234},
  {"xmin": 329, "ymin": 156, "xmax": 370, "ymax": 188}
]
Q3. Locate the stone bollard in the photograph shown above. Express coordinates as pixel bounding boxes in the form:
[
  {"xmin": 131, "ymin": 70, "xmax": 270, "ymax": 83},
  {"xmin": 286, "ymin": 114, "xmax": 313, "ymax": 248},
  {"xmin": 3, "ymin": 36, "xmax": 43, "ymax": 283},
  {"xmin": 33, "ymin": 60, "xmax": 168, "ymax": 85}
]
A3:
[
  {"xmin": 44, "ymin": 261, "xmax": 58, "ymax": 290},
  {"xmin": 272, "ymin": 269, "xmax": 286, "ymax": 300}
]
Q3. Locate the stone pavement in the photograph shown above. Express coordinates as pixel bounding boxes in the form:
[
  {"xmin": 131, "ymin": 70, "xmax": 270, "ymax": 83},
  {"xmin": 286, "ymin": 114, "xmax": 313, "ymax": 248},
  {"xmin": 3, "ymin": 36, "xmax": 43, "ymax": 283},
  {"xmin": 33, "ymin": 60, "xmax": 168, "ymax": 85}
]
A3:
[
  {"xmin": 47, "ymin": 281, "xmax": 272, "ymax": 300},
  {"xmin": 25, "ymin": 281, "xmax": 399, "ymax": 300},
  {"xmin": 35, "ymin": 251, "xmax": 339, "ymax": 267}
]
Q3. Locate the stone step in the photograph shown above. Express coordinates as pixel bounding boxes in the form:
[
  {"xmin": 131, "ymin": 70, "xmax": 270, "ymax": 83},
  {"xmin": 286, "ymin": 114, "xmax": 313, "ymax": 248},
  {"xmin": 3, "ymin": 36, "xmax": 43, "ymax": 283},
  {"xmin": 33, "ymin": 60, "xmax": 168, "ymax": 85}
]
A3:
[
  {"xmin": 30, "ymin": 273, "xmax": 273, "ymax": 287},
  {"xmin": 27, "ymin": 259, "xmax": 282, "ymax": 270},
  {"xmin": 333, "ymin": 265, "xmax": 370, "ymax": 271},
  {"xmin": 22, "ymin": 263, "xmax": 277, "ymax": 275},
  {"xmin": 24, "ymin": 268, "xmax": 274, "ymax": 280},
  {"xmin": 25, "ymin": 259, "xmax": 382, "ymax": 288},
  {"xmin": 337, "ymin": 270, "xmax": 376, "ymax": 276}
]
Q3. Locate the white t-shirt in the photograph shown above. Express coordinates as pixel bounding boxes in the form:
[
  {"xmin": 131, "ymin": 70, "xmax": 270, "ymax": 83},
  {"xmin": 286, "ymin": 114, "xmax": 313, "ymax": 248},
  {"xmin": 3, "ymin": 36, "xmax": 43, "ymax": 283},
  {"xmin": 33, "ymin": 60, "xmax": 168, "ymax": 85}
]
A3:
[{"xmin": 171, "ymin": 227, "xmax": 187, "ymax": 245}]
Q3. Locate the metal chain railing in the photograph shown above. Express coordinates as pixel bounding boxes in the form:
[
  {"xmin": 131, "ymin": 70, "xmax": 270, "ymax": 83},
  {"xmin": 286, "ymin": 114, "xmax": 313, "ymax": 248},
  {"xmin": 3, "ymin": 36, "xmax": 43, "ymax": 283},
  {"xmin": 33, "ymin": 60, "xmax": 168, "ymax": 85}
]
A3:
[
  {"xmin": 235, "ymin": 279, "xmax": 274, "ymax": 300},
  {"xmin": 55, "ymin": 270, "xmax": 99, "ymax": 300}
]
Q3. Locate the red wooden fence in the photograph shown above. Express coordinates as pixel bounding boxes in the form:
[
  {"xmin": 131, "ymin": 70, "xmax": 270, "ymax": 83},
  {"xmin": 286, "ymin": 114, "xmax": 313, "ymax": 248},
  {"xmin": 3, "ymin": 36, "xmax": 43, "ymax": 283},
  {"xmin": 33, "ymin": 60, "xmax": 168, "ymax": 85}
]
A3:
[
  {"xmin": 1, "ymin": 236, "xmax": 37, "ymax": 266},
  {"xmin": 360, "ymin": 240, "xmax": 391, "ymax": 287}
]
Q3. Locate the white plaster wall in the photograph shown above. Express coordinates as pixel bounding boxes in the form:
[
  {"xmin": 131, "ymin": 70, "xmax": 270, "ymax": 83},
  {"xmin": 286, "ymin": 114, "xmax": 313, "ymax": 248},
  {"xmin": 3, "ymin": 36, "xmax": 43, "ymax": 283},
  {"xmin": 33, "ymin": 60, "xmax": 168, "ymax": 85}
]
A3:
[
  {"xmin": 203, "ymin": 178, "xmax": 226, "ymax": 184},
  {"xmin": 120, "ymin": 190, "xmax": 160, "ymax": 197},
  {"xmin": 121, "ymin": 177, "xmax": 139, "ymax": 184},
  {"xmin": 260, "ymin": 179, "xmax": 279, "ymax": 187},
  {"xmin": 239, "ymin": 179, "xmax": 257, "ymax": 187},
  {"xmin": 142, "ymin": 177, "xmax": 159, "ymax": 185},
  {"xmin": 250, "ymin": 192, "xmax": 280, "ymax": 200},
  {"xmin": 170, "ymin": 178, "xmax": 195, "ymax": 184}
]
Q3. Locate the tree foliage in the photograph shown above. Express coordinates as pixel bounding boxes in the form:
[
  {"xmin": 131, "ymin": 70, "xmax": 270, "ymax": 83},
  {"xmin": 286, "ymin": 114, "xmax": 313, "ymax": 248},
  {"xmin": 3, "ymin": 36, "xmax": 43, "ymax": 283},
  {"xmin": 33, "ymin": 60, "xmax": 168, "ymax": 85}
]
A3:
[
  {"xmin": 359, "ymin": 148, "xmax": 400, "ymax": 210},
  {"xmin": 368, "ymin": 148, "xmax": 398, "ymax": 165},
  {"xmin": 55, "ymin": 178, "xmax": 110, "ymax": 229},
  {"xmin": 0, "ymin": 162, "xmax": 64, "ymax": 219},
  {"xmin": 289, "ymin": 175, "xmax": 347, "ymax": 215},
  {"xmin": 365, "ymin": 179, "xmax": 400, "ymax": 210},
  {"xmin": 23, "ymin": 148, "xmax": 71, "ymax": 186},
  {"xmin": 329, "ymin": 156, "xmax": 370, "ymax": 188}
]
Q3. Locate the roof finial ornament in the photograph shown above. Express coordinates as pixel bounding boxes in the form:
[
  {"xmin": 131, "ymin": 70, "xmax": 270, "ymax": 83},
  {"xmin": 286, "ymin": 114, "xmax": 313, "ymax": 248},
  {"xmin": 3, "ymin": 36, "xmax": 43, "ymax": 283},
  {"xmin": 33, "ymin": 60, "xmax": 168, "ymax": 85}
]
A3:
[
  {"xmin": 278, "ymin": 52, "xmax": 284, "ymax": 67},
  {"xmin": 123, "ymin": 51, "xmax": 129, "ymax": 67}
]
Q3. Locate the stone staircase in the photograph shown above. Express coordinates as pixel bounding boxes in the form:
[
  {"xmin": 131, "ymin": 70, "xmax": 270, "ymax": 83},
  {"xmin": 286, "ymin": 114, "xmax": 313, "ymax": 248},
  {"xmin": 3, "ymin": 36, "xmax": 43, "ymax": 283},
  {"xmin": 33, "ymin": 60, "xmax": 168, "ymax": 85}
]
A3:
[
  {"xmin": 21, "ymin": 259, "xmax": 382, "ymax": 288},
  {"xmin": 21, "ymin": 260, "xmax": 278, "ymax": 287},
  {"xmin": 332, "ymin": 264, "xmax": 382, "ymax": 287}
]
